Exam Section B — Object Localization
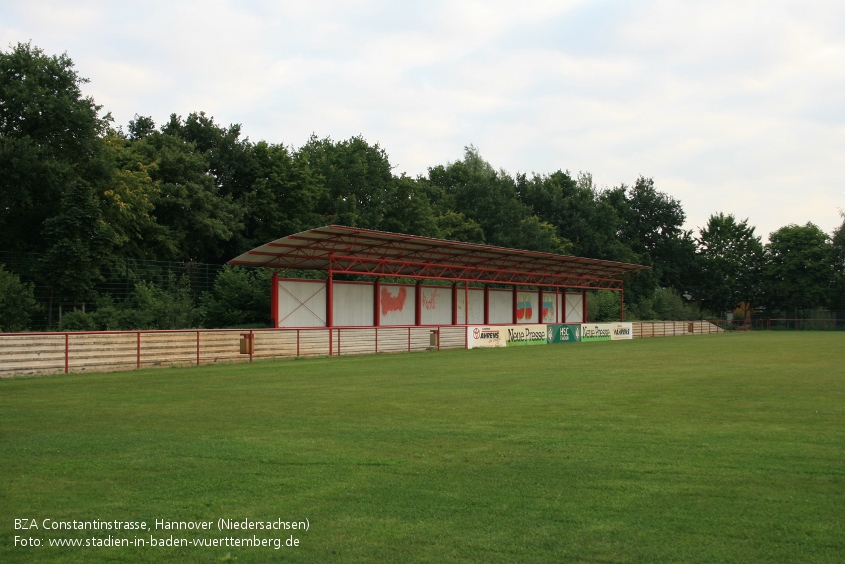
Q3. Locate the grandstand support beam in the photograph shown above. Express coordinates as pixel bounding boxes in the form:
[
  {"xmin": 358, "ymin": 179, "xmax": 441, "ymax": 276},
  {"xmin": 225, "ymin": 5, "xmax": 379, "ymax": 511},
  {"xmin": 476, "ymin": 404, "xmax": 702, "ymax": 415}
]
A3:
[
  {"xmin": 484, "ymin": 285, "xmax": 490, "ymax": 325},
  {"xmin": 327, "ymin": 255, "xmax": 334, "ymax": 328},
  {"xmin": 538, "ymin": 288, "xmax": 544, "ymax": 324},
  {"xmin": 512, "ymin": 286, "xmax": 518, "ymax": 324},
  {"xmin": 374, "ymin": 278, "xmax": 381, "ymax": 327},
  {"xmin": 452, "ymin": 283, "xmax": 458, "ymax": 325},
  {"xmin": 582, "ymin": 290, "xmax": 588, "ymax": 323},
  {"xmin": 464, "ymin": 280, "xmax": 469, "ymax": 325},
  {"xmin": 621, "ymin": 288, "xmax": 625, "ymax": 322},
  {"xmin": 415, "ymin": 280, "xmax": 421, "ymax": 326},
  {"xmin": 316, "ymin": 254, "xmax": 626, "ymax": 290},
  {"xmin": 271, "ymin": 272, "xmax": 279, "ymax": 328}
]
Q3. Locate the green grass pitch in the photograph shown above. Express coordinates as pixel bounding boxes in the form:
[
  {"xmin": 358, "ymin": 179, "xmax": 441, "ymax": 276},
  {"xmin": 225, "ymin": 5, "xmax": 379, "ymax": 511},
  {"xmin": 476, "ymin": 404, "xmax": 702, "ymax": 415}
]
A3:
[{"xmin": 2, "ymin": 332, "xmax": 843, "ymax": 563}]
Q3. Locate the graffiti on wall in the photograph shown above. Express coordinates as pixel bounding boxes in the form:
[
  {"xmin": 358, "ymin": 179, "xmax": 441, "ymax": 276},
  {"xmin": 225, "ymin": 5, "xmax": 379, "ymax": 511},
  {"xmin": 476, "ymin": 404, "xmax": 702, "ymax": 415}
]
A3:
[
  {"xmin": 516, "ymin": 293, "xmax": 533, "ymax": 320},
  {"xmin": 422, "ymin": 288, "xmax": 439, "ymax": 310},
  {"xmin": 542, "ymin": 295, "xmax": 555, "ymax": 323},
  {"xmin": 381, "ymin": 286, "xmax": 407, "ymax": 315}
]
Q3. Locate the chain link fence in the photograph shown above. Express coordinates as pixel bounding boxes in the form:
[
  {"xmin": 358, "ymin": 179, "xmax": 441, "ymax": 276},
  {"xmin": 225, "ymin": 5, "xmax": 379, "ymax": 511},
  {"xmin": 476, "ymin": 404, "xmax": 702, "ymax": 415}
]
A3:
[{"xmin": 0, "ymin": 252, "xmax": 225, "ymax": 331}]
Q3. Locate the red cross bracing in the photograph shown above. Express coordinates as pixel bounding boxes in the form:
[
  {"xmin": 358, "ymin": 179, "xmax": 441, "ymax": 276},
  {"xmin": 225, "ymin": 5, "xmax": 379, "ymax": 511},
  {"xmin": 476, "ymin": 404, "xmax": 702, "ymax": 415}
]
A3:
[{"xmin": 229, "ymin": 225, "xmax": 648, "ymax": 291}]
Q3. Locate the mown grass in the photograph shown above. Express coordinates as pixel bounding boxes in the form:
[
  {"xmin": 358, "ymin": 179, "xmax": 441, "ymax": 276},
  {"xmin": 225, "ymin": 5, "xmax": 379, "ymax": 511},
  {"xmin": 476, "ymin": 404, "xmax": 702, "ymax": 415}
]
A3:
[{"xmin": 1, "ymin": 332, "xmax": 843, "ymax": 563}]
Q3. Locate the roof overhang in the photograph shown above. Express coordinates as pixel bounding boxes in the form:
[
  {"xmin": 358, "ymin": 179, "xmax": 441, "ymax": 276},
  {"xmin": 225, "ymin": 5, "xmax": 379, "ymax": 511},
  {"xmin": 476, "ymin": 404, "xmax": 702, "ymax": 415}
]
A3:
[{"xmin": 229, "ymin": 225, "xmax": 648, "ymax": 290}]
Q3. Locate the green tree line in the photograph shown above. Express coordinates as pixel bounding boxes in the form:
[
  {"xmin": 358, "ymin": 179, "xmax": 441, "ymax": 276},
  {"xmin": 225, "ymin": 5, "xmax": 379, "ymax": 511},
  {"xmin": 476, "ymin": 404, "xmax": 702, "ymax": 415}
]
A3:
[{"xmin": 1, "ymin": 43, "xmax": 843, "ymax": 331}]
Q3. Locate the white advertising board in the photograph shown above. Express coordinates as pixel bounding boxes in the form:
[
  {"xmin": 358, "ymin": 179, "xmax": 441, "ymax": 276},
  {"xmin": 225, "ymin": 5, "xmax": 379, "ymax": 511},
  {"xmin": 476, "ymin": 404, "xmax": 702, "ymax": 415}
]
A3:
[
  {"xmin": 467, "ymin": 324, "xmax": 548, "ymax": 348},
  {"xmin": 610, "ymin": 322, "xmax": 633, "ymax": 340},
  {"xmin": 467, "ymin": 326, "xmax": 505, "ymax": 349}
]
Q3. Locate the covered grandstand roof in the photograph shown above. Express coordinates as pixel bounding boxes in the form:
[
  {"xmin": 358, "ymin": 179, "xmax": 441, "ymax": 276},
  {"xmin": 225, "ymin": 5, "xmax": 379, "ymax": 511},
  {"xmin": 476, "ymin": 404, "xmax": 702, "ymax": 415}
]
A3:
[{"xmin": 229, "ymin": 225, "xmax": 648, "ymax": 290}]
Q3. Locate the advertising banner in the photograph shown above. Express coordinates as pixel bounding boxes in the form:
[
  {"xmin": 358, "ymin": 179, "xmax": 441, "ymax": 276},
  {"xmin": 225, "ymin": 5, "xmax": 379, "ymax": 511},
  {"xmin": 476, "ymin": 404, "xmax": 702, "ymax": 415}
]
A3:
[
  {"xmin": 610, "ymin": 322, "xmax": 633, "ymax": 340},
  {"xmin": 504, "ymin": 324, "xmax": 547, "ymax": 346},
  {"xmin": 546, "ymin": 324, "xmax": 581, "ymax": 344},
  {"xmin": 580, "ymin": 323, "xmax": 613, "ymax": 342},
  {"xmin": 467, "ymin": 326, "xmax": 505, "ymax": 349}
]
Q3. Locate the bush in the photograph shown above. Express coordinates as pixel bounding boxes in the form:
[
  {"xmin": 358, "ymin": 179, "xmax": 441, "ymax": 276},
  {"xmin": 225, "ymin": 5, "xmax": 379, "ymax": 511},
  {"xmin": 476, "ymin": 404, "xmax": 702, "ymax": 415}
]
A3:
[
  {"xmin": 0, "ymin": 266, "xmax": 40, "ymax": 332},
  {"xmin": 587, "ymin": 291, "xmax": 621, "ymax": 322},
  {"xmin": 56, "ymin": 276, "xmax": 202, "ymax": 331},
  {"xmin": 627, "ymin": 288, "xmax": 702, "ymax": 321},
  {"xmin": 59, "ymin": 309, "xmax": 98, "ymax": 331},
  {"xmin": 201, "ymin": 266, "xmax": 272, "ymax": 328}
]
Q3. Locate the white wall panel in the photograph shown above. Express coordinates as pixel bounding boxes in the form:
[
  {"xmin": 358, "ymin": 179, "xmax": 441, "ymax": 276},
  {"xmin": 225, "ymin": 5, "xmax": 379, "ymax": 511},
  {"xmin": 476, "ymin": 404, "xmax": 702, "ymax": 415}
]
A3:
[
  {"xmin": 420, "ymin": 285, "xmax": 452, "ymax": 325},
  {"xmin": 488, "ymin": 289, "xmax": 513, "ymax": 324},
  {"xmin": 379, "ymin": 284, "xmax": 415, "ymax": 326},
  {"xmin": 333, "ymin": 282, "xmax": 374, "ymax": 326},
  {"xmin": 565, "ymin": 293, "xmax": 583, "ymax": 323},
  {"xmin": 278, "ymin": 280, "xmax": 326, "ymax": 327},
  {"xmin": 516, "ymin": 291, "xmax": 539, "ymax": 324},
  {"xmin": 454, "ymin": 287, "xmax": 483, "ymax": 324}
]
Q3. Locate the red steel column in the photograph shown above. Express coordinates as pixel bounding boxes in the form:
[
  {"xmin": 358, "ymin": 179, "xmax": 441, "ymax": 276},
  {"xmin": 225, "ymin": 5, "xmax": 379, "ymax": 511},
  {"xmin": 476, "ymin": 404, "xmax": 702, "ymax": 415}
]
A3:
[
  {"xmin": 582, "ymin": 290, "xmax": 588, "ymax": 323},
  {"xmin": 327, "ymin": 256, "xmax": 334, "ymax": 328},
  {"xmin": 513, "ymin": 286, "xmax": 518, "ymax": 324},
  {"xmin": 65, "ymin": 333, "xmax": 69, "ymax": 374},
  {"xmin": 620, "ymin": 289, "xmax": 625, "ymax": 322},
  {"xmin": 327, "ymin": 256, "xmax": 334, "ymax": 357},
  {"xmin": 271, "ymin": 271, "xmax": 279, "ymax": 328},
  {"xmin": 415, "ymin": 280, "xmax": 422, "ymax": 326},
  {"xmin": 538, "ymin": 288, "xmax": 544, "ymax": 324},
  {"xmin": 374, "ymin": 278, "xmax": 381, "ymax": 327},
  {"xmin": 452, "ymin": 283, "xmax": 458, "ymax": 325},
  {"xmin": 464, "ymin": 281, "xmax": 469, "ymax": 325},
  {"xmin": 483, "ymin": 285, "xmax": 490, "ymax": 325}
]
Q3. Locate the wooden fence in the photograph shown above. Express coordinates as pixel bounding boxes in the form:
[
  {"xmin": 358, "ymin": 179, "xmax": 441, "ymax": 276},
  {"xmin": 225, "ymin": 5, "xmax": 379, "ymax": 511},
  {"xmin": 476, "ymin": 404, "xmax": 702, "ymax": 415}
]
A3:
[
  {"xmin": 0, "ymin": 321, "xmax": 723, "ymax": 377},
  {"xmin": 633, "ymin": 320, "xmax": 724, "ymax": 338}
]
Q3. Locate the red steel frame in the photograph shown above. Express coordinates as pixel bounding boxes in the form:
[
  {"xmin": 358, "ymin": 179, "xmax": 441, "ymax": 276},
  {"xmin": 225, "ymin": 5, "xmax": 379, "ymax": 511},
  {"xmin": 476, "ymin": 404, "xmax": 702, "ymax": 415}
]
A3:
[{"xmin": 245, "ymin": 226, "xmax": 646, "ymax": 328}]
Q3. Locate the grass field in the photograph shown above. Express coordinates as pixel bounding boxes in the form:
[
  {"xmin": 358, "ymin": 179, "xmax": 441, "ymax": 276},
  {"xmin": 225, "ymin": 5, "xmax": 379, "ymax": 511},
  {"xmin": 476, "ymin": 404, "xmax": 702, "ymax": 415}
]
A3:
[{"xmin": 1, "ymin": 332, "xmax": 843, "ymax": 563}]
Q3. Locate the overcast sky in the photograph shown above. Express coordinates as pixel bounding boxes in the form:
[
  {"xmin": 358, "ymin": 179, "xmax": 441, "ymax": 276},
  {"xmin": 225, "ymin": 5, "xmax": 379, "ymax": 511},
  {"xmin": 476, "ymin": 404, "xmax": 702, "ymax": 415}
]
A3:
[{"xmin": 3, "ymin": 1, "xmax": 844, "ymax": 241}]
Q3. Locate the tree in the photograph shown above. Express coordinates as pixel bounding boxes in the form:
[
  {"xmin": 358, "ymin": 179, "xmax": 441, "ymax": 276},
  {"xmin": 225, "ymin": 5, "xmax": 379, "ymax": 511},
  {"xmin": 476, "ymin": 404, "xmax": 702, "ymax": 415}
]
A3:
[
  {"xmin": 763, "ymin": 223, "xmax": 832, "ymax": 313},
  {"xmin": 130, "ymin": 130, "xmax": 245, "ymax": 262},
  {"xmin": 0, "ymin": 42, "xmax": 109, "ymax": 254},
  {"xmin": 830, "ymin": 211, "xmax": 845, "ymax": 311},
  {"xmin": 297, "ymin": 135, "xmax": 394, "ymax": 229},
  {"xmin": 37, "ymin": 181, "xmax": 118, "ymax": 303},
  {"xmin": 201, "ymin": 266, "xmax": 272, "ymax": 328},
  {"xmin": 0, "ymin": 266, "xmax": 39, "ymax": 331},
  {"xmin": 696, "ymin": 213, "xmax": 764, "ymax": 315}
]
